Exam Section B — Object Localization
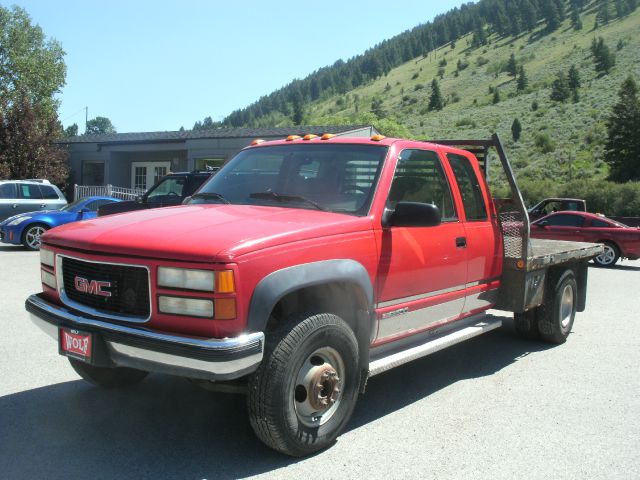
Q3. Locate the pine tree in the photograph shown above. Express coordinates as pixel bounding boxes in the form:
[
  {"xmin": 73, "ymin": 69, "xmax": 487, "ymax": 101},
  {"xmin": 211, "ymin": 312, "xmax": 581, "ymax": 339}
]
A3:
[
  {"xmin": 568, "ymin": 65, "xmax": 581, "ymax": 90},
  {"xmin": 542, "ymin": 0, "xmax": 562, "ymax": 32},
  {"xmin": 511, "ymin": 118, "xmax": 522, "ymax": 142},
  {"xmin": 493, "ymin": 88, "xmax": 501, "ymax": 104},
  {"xmin": 571, "ymin": 4, "xmax": 583, "ymax": 29},
  {"xmin": 604, "ymin": 76, "xmax": 640, "ymax": 181},
  {"xmin": 517, "ymin": 66, "xmax": 529, "ymax": 91},
  {"xmin": 507, "ymin": 53, "xmax": 518, "ymax": 77},
  {"xmin": 428, "ymin": 79, "xmax": 444, "ymax": 111},
  {"xmin": 521, "ymin": 0, "xmax": 538, "ymax": 31},
  {"xmin": 597, "ymin": 0, "xmax": 611, "ymax": 24},
  {"xmin": 591, "ymin": 37, "xmax": 616, "ymax": 75},
  {"xmin": 568, "ymin": 64, "xmax": 581, "ymax": 102},
  {"xmin": 550, "ymin": 72, "xmax": 571, "ymax": 102}
]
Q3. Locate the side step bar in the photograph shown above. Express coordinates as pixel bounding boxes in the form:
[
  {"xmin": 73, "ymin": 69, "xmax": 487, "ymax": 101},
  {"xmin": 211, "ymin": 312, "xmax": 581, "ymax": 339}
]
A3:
[{"xmin": 368, "ymin": 317, "xmax": 503, "ymax": 377}]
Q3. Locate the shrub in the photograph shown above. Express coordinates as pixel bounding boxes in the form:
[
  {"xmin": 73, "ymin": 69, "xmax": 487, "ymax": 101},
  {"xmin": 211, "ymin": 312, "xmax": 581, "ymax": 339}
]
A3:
[
  {"xmin": 455, "ymin": 117, "xmax": 476, "ymax": 127},
  {"xmin": 411, "ymin": 72, "xmax": 419, "ymax": 80},
  {"xmin": 534, "ymin": 133, "xmax": 555, "ymax": 153}
]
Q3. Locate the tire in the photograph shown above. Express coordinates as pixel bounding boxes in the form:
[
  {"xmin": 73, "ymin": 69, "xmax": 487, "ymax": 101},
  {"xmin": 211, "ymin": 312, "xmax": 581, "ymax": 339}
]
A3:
[
  {"xmin": 69, "ymin": 359, "xmax": 148, "ymax": 388},
  {"xmin": 537, "ymin": 270, "xmax": 577, "ymax": 344},
  {"xmin": 593, "ymin": 242, "xmax": 619, "ymax": 267},
  {"xmin": 514, "ymin": 309, "xmax": 540, "ymax": 340},
  {"xmin": 247, "ymin": 313, "xmax": 361, "ymax": 457},
  {"xmin": 22, "ymin": 223, "xmax": 49, "ymax": 251}
]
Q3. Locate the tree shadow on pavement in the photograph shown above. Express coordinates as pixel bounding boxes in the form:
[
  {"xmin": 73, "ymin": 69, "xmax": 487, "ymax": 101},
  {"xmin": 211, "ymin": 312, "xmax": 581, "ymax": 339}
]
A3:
[{"xmin": 0, "ymin": 315, "xmax": 554, "ymax": 479}]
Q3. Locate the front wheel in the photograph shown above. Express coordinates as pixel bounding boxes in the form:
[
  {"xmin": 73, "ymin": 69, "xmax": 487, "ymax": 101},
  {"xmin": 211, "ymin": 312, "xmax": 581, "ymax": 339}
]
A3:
[
  {"xmin": 247, "ymin": 313, "xmax": 361, "ymax": 457},
  {"xmin": 22, "ymin": 224, "xmax": 49, "ymax": 250},
  {"xmin": 593, "ymin": 242, "xmax": 619, "ymax": 267},
  {"xmin": 68, "ymin": 359, "xmax": 148, "ymax": 388}
]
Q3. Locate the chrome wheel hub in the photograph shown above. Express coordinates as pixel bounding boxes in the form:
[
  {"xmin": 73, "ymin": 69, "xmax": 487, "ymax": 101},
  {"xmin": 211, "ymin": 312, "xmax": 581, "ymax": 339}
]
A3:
[
  {"xmin": 294, "ymin": 346, "xmax": 344, "ymax": 427},
  {"xmin": 560, "ymin": 284, "xmax": 574, "ymax": 328},
  {"xmin": 26, "ymin": 226, "xmax": 45, "ymax": 249},
  {"xmin": 596, "ymin": 246, "xmax": 615, "ymax": 265}
]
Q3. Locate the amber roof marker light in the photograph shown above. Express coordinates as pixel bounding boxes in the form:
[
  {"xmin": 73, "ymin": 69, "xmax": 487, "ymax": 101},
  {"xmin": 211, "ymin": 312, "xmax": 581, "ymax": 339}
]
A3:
[
  {"xmin": 251, "ymin": 139, "xmax": 265, "ymax": 146},
  {"xmin": 371, "ymin": 134, "xmax": 386, "ymax": 141},
  {"xmin": 321, "ymin": 133, "xmax": 335, "ymax": 140},
  {"xmin": 303, "ymin": 134, "xmax": 318, "ymax": 140},
  {"xmin": 286, "ymin": 135, "xmax": 301, "ymax": 141}
]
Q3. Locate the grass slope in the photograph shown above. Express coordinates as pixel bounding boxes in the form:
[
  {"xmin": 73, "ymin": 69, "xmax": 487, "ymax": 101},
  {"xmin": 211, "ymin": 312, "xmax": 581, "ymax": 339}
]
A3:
[{"xmin": 304, "ymin": 6, "xmax": 640, "ymax": 189}]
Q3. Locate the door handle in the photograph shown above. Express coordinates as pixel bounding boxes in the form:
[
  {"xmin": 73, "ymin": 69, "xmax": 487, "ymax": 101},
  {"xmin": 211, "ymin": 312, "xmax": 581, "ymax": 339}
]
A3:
[
  {"xmin": 456, "ymin": 237, "xmax": 467, "ymax": 248},
  {"xmin": 12, "ymin": 204, "xmax": 18, "ymax": 208},
  {"xmin": 40, "ymin": 204, "xmax": 46, "ymax": 208}
]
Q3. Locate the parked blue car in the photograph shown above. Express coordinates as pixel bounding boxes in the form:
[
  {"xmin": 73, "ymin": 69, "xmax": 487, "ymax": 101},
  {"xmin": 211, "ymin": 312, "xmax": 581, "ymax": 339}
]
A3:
[{"xmin": 0, "ymin": 196, "xmax": 121, "ymax": 250}]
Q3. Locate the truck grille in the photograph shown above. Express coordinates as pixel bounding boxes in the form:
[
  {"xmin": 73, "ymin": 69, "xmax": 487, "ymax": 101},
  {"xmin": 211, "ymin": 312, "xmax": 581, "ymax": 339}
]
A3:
[{"xmin": 61, "ymin": 257, "xmax": 150, "ymax": 319}]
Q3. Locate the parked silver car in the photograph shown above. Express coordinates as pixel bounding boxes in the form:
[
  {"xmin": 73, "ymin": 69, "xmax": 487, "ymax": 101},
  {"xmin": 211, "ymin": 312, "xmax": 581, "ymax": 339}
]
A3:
[{"xmin": 0, "ymin": 180, "xmax": 67, "ymax": 222}]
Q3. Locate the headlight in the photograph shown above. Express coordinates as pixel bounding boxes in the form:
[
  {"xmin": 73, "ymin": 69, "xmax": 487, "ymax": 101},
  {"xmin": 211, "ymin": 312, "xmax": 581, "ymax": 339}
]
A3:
[
  {"xmin": 40, "ymin": 248, "xmax": 55, "ymax": 267},
  {"xmin": 158, "ymin": 296, "xmax": 214, "ymax": 318},
  {"xmin": 158, "ymin": 267, "xmax": 215, "ymax": 292},
  {"xmin": 8, "ymin": 216, "xmax": 31, "ymax": 226}
]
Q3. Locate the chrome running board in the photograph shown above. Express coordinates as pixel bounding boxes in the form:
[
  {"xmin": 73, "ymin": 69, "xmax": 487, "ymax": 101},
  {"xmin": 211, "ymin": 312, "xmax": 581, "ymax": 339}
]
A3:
[{"xmin": 368, "ymin": 315, "xmax": 503, "ymax": 377}]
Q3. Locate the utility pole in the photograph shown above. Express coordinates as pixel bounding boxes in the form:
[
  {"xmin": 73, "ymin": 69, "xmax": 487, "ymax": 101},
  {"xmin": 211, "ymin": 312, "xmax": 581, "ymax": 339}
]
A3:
[{"xmin": 85, "ymin": 107, "xmax": 88, "ymax": 133}]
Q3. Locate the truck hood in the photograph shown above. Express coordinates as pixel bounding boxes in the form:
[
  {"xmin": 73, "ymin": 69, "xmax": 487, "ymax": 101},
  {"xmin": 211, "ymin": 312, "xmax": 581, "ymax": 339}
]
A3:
[{"xmin": 43, "ymin": 204, "xmax": 373, "ymax": 262}]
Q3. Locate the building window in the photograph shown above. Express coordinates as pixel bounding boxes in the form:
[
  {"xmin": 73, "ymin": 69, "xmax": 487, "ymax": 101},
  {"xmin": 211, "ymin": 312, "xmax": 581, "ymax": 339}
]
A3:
[
  {"xmin": 134, "ymin": 166, "xmax": 147, "ymax": 189},
  {"xmin": 82, "ymin": 162, "xmax": 105, "ymax": 185},
  {"xmin": 154, "ymin": 166, "xmax": 168, "ymax": 184}
]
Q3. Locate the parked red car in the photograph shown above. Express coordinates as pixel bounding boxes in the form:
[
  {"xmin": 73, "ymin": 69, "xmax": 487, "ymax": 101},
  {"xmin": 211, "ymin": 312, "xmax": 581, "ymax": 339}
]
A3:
[{"xmin": 531, "ymin": 211, "xmax": 640, "ymax": 267}]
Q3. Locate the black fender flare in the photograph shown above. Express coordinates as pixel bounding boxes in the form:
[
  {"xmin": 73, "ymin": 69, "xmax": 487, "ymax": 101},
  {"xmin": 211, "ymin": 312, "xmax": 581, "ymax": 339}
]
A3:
[{"xmin": 246, "ymin": 259, "xmax": 375, "ymax": 368}]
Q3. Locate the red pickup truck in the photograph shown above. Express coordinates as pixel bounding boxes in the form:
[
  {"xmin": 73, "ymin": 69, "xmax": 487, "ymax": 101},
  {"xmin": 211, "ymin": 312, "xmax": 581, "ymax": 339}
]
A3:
[{"xmin": 26, "ymin": 134, "xmax": 601, "ymax": 456}]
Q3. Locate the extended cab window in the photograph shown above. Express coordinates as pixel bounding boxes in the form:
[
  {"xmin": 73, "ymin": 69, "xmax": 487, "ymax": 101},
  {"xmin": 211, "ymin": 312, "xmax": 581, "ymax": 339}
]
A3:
[
  {"xmin": 387, "ymin": 149, "xmax": 457, "ymax": 221},
  {"xmin": 447, "ymin": 153, "xmax": 488, "ymax": 221}
]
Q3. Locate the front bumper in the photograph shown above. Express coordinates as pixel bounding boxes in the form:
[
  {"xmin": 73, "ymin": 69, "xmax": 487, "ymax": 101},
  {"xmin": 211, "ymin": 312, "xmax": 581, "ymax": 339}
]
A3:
[
  {"xmin": 0, "ymin": 225, "xmax": 22, "ymax": 245},
  {"xmin": 25, "ymin": 294, "xmax": 264, "ymax": 381}
]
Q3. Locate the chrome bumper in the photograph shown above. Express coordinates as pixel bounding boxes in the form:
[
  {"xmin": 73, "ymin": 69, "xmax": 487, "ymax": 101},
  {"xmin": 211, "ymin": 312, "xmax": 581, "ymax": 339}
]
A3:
[{"xmin": 25, "ymin": 294, "xmax": 264, "ymax": 381}]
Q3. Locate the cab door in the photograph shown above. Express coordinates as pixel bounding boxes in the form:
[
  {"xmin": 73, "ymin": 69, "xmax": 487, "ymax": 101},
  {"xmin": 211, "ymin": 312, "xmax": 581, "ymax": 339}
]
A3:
[{"xmin": 375, "ymin": 148, "xmax": 467, "ymax": 342}]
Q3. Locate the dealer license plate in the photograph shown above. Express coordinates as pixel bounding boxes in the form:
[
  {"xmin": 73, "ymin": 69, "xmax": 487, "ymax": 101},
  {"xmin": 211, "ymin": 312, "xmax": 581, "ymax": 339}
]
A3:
[{"xmin": 59, "ymin": 328, "xmax": 93, "ymax": 363}]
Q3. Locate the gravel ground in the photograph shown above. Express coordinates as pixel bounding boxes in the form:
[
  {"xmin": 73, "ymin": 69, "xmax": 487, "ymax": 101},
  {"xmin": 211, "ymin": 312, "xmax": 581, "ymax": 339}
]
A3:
[{"xmin": 0, "ymin": 245, "xmax": 638, "ymax": 480}]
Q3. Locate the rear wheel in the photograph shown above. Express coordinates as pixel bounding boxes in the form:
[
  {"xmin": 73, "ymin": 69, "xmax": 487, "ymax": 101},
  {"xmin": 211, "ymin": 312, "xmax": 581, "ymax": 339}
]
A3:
[
  {"xmin": 537, "ymin": 270, "xmax": 577, "ymax": 344},
  {"xmin": 247, "ymin": 313, "xmax": 360, "ymax": 457},
  {"xmin": 593, "ymin": 242, "xmax": 619, "ymax": 267},
  {"xmin": 22, "ymin": 224, "xmax": 48, "ymax": 250},
  {"xmin": 68, "ymin": 359, "xmax": 148, "ymax": 388}
]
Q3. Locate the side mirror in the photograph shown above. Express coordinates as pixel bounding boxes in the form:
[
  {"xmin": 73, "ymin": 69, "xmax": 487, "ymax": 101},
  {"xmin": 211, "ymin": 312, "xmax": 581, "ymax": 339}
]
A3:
[
  {"xmin": 382, "ymin": 201, "xmax": 441, "ymax": 228},
  {"xmin": 136, "ymin": 195, "xmax": 144, "ymax": 202},
  {"xmin": 537, "ymin": 220, "xmax": 548, "ymax": 227}
]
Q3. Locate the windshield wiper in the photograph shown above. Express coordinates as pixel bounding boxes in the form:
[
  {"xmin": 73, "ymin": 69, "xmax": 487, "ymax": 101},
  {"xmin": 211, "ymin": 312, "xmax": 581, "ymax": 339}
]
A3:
[
  {"xmin": 190, "ymin": 192, "xmax": 230, "ymax": 204},
  {"xmin": 249, "ymin": 191, "xmax": 326, "ymax": 211}
]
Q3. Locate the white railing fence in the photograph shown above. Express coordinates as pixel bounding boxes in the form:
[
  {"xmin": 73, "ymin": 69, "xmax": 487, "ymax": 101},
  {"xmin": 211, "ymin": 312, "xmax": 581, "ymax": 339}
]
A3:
[{"xmin": 74, "ymin": 184, "xmax": 146, "ymax": 201}]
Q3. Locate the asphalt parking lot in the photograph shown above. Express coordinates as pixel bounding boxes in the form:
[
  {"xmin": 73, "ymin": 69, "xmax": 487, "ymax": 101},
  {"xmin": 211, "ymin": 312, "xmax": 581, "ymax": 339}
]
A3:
[{"xmin": 1, "ymin": 244, "xmax": 639, "ymax": 480}]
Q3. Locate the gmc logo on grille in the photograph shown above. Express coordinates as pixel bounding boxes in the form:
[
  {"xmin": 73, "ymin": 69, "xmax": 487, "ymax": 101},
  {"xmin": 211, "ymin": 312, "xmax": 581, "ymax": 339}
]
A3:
[{"xmin": 74, "ymin": 276, "xmax": 112, "ymax": 297}]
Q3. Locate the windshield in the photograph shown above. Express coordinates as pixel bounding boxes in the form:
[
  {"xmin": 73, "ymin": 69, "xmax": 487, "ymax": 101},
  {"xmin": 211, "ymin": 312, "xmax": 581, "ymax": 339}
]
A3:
[{"xmin": 190, "ymin": 144, "xmax": 388, "ymax": 215}]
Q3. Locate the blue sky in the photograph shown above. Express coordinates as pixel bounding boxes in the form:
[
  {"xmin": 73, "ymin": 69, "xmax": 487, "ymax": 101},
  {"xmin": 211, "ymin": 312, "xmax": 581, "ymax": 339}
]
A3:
[{"xmin": 8, "ymin": 0, "xmax": 466, "ymax": 133}]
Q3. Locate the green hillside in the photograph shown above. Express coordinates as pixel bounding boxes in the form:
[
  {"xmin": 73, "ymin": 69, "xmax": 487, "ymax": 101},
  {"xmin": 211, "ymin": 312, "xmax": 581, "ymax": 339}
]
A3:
[{"xmin": 305, "ymin": 7, "xmax": 639, "ymax": 192}]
